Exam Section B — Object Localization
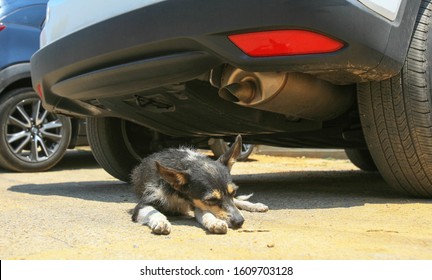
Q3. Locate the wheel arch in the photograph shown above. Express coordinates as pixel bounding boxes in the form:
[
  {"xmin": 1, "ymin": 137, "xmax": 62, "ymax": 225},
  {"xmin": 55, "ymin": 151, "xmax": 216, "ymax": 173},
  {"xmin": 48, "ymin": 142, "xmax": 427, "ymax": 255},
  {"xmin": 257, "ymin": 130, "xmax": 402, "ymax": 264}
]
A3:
[{"xmin": 0, "ymin": 63, "xmax": 32, "ymax": 95}]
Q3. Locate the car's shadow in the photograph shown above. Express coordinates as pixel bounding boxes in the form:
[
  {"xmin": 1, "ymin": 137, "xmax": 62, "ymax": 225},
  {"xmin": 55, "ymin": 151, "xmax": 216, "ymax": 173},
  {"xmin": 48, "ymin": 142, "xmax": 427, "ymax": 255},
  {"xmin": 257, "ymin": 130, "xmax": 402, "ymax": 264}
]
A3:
[
  {"xmin": 8, "ymin": 180, "xmax": 134, "ymax": 203},
  {"xmin": 8, "ymin": 169, "xmax": 430, "ymax": 210},
  {"xmin": 232, "ymin": 171, "xmax": 431, "ymax": 209},
  {"xmin": 51, "ymin": 149, "xmax": 100, "ymax": 171},
  {"xmin": 0, "ymin": 148, "xmax": 100, "ymax": 174},
  {"xmin": 6, "ymin": 147, "xmax": 430, "ymax": 209}
]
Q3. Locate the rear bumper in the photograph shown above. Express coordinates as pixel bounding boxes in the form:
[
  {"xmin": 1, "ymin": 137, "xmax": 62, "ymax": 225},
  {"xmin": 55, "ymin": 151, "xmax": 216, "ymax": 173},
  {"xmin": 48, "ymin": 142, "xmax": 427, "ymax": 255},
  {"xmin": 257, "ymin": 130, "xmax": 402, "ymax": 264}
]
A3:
[{"xmin": 31, "ymin": 0, "xmax": 421, "ymax": 117}]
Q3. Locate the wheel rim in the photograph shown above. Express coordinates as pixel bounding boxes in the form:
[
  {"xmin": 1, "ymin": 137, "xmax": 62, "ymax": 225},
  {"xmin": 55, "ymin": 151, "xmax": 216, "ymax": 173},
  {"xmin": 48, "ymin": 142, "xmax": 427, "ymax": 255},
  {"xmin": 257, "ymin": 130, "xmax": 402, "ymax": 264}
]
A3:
[
  {"xmin": 5, "ymin": 97, "xmax": 65, "ymax": 163},
  {"xmin": 120, "ymin": 120, "xmax": 142, "ymax": 161},
  {"xmin": 120, "ymin": 119, "xmax": 155, "ymax": 160}
]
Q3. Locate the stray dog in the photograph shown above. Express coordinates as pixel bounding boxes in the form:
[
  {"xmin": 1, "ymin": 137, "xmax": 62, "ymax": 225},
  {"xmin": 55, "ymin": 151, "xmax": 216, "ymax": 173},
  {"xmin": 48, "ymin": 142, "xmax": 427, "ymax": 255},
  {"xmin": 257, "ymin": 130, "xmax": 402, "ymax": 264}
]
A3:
[{"xmin": 131, "ymin": 135, "xmax": 268, "ymax": 235}]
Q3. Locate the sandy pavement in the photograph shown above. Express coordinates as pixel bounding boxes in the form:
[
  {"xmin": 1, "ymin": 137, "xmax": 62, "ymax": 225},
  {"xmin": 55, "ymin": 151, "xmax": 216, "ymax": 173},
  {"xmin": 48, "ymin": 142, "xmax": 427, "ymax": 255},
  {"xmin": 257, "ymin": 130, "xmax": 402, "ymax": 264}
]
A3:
[{"xmin": 1, "ymin": 149, "xmax": 432, "ymax": 260}]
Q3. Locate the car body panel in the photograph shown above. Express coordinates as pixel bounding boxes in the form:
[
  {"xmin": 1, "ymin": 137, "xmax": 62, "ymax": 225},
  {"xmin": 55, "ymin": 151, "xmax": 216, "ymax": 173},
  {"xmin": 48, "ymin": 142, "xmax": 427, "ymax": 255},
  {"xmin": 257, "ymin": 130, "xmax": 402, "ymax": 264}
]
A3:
[
  {"xmin": 0, "ymin": 1, "xmax": 47, "ymax": 70},
  {"xmin": 41, "ymin": 0, "xmax": 166, "ymax": 47},
  {"xmin": 1, "ymin": 1, "xmax": 47, "ymax": 93}
]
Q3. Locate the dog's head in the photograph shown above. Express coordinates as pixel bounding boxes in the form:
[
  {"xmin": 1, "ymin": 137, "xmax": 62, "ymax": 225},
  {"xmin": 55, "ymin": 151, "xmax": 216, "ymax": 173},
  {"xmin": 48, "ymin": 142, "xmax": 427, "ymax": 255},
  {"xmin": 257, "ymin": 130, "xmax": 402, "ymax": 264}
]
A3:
[{"xmin": 155, "ymin": 135, "xmax": 245, "ymax": 228}]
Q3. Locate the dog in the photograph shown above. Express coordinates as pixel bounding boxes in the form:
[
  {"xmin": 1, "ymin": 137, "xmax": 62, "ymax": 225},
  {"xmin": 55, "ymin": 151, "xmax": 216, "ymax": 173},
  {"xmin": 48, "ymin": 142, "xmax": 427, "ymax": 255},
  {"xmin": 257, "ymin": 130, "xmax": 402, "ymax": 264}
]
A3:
[{"xmin": 131, "ymin": 135, "xmax": 268, "ymax": 235}]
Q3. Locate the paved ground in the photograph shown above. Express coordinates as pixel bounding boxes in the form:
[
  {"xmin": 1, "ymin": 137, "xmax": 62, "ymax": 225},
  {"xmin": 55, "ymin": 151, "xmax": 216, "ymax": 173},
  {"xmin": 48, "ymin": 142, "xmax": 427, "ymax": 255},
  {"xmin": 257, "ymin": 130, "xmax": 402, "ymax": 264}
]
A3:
[{"xmin": 1, "ymin": 149, "xmax": 432, "ymax": 260}]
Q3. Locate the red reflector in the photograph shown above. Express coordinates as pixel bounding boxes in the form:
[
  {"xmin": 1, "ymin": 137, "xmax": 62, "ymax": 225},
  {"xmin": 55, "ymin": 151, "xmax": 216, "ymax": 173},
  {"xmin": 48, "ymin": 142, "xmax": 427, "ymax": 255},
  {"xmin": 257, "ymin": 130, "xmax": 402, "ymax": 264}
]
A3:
[
  {"xmin": 36, "ymin": 83, "xmax": 44, "ymax": 99},
  {"xmin": 0, "ymin": 23, "xmax": 6, "ymax": 32},
  {"xmin": 228, "ymin": 30, "xmax": 344, "ymax": 57}
]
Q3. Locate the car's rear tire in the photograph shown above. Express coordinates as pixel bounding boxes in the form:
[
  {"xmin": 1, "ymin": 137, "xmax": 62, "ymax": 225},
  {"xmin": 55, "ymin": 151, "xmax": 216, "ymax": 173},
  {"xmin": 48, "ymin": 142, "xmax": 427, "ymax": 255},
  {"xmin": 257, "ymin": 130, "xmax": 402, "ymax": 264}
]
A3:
[
  {"xmin": 344, "ymin": 148, "xmax": 377, "ymax": 171},
  {"xmin": 0, "ymin": 88, "xmax": 71, "ymax": 172},
  {"xmin": 358, "ymin": 0, "xmax": 432, "ymax": 197},
  {"xmin": 86, "ymin": 117, "xmax": 155, "ymax": 182}
]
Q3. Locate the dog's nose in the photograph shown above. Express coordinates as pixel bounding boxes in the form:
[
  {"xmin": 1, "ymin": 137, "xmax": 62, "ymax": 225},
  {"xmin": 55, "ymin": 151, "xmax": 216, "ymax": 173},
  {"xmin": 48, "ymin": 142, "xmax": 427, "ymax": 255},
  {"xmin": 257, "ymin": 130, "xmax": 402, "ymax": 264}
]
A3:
[{"xmin": 231, "ymin": 216, "xmax": 244, "ymax": 228}]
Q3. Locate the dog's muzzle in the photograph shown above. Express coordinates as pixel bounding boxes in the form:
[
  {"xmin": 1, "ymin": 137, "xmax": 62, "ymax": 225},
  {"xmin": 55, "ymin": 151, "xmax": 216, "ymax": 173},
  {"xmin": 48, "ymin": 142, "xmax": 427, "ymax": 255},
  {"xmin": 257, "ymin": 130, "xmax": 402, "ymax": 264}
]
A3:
[
  {"xmin": 227, "ymin": 205, "xmax": 244, "ymax": 228},
  {"xmin": 230, "ymin": 215, "xmax": 245, "ymax": 228}
]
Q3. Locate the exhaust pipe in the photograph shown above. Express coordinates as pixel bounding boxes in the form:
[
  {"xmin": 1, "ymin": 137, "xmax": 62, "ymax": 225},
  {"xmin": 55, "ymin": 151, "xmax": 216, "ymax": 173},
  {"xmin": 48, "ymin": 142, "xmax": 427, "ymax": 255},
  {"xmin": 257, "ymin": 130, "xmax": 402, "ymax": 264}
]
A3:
[{"xmin": 216, "ymin": 67, "xmax": 354, "ymax": 121}]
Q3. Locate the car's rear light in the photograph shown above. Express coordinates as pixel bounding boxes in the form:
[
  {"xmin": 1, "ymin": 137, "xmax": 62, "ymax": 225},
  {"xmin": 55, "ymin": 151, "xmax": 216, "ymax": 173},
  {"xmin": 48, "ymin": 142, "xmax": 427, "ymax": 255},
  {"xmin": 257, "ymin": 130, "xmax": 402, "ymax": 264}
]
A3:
[
  {"xmin": 0, "ymin": 23, "xmax": 6, "ymax": 32},
  {"xmin": 228, "ymin": 30, "xmax": 344, "ymax": 57},
  {"xmin": 36, "ymin": 83, "xmax": 44, "ymax": 99}
]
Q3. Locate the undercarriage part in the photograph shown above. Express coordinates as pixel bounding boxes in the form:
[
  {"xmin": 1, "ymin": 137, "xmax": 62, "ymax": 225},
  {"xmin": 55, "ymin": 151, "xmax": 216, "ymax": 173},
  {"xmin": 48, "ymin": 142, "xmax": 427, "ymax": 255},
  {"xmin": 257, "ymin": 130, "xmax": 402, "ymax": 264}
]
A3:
[
  {"xmin": 91, "ymin": 80, "xmax": 363, "ymax": 148},
  {"xmin": 108, "ymin": 81, "xmax": 322, "ymax": 137},
  {"xmin": 217, "ymin": 66, "xmax": 355, "ymax": 121}
]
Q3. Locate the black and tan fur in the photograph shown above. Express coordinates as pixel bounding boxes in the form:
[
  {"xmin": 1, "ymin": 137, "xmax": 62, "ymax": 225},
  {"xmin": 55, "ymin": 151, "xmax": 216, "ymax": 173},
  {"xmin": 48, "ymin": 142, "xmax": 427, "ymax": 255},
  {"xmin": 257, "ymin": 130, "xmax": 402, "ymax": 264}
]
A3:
[{"xmin": 131, "ymin": 135, "xmax": 268, "ymax": 235}]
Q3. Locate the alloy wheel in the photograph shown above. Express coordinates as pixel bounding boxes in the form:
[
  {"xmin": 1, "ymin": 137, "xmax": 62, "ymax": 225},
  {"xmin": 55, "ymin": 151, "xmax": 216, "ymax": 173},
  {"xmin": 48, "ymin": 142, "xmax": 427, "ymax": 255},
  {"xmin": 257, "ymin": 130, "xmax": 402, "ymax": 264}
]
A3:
[{"xmin": 6, "ymin": 97, "xmax": 65, "ymax": 163}]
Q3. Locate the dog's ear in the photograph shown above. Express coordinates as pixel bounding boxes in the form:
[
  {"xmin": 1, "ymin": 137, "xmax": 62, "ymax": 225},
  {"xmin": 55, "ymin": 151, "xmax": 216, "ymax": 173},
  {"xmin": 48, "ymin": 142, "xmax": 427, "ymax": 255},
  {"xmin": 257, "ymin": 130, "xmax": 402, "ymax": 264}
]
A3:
[
  {"xmin": 218, "ymin": 135, "xmax": 242, "ymax": 171},
  {"xmin": 155, "ymin": 162, "xmax": 189, "ymax": 191}
]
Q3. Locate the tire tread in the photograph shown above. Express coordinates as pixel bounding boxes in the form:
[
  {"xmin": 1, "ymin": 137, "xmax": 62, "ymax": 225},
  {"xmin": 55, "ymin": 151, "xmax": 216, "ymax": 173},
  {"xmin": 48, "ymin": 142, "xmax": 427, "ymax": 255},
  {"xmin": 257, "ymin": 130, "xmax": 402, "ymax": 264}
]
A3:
[{"xmin": 358, "ymin": 0, "xmax": 432, "ymax": 197}]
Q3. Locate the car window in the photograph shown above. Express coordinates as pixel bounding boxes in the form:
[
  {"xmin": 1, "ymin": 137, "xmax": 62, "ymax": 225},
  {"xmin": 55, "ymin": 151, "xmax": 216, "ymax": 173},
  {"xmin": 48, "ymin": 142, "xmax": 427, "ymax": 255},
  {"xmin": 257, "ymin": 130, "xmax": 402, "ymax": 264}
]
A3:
[{"xmin": 2, "ymin": 5, "xmax": 45, "ymax": 28}]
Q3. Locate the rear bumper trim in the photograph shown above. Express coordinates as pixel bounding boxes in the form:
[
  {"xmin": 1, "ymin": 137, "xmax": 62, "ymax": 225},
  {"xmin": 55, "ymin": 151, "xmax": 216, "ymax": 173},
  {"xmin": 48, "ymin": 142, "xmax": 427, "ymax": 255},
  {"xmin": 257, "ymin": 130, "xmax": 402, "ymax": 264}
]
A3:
[{"xmin": 51, "ymin": 51, "xmax": 219, "ymax": 100}]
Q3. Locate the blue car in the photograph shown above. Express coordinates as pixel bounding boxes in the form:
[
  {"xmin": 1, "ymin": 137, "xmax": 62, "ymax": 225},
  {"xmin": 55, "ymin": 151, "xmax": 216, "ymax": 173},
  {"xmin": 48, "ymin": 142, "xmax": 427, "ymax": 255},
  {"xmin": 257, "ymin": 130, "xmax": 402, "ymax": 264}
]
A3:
[
  {"xmin": 0, "ymin": 0, "xmax": 85, "ymax": 172},
  {"xmin": 31, "ymin": 0, "xmax": 432, "ymax": 197}
]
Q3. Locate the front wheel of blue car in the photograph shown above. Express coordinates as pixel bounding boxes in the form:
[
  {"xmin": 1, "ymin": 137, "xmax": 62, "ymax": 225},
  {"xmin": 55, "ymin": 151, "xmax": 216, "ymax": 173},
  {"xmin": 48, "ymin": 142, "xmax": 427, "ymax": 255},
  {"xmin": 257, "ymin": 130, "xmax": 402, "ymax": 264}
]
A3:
[
  {"xmin": 0, "ymin": 88, "xmax": 71, "ymax": 172},
  {"xmin": 358, "ymin": 0, "xmax": 432, "ymax": 197}
]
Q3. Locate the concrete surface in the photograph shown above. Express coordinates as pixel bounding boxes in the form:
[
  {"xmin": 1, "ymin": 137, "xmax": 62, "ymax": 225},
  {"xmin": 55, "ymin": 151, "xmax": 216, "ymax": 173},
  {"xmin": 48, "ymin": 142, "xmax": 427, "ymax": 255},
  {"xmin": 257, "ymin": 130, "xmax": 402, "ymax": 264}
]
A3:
[{"xmin": 1, "ymin": 149, "xmax": 432, "ymax": 260}]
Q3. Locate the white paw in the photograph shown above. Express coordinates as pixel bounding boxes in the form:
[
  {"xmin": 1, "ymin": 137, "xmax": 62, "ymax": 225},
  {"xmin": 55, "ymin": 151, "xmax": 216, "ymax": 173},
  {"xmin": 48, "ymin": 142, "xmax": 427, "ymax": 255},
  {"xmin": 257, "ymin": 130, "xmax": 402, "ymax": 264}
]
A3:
[
  {"xmin": 207, "ymin": 220, "xmax": 228, "ymax": 234},
  {"xmin": 151, "ymin": 220, "xmax": 172, "ymax": 235},
  {"xmin": 251, "ymin": 203, "xmax": 269, "ymax": 212}
]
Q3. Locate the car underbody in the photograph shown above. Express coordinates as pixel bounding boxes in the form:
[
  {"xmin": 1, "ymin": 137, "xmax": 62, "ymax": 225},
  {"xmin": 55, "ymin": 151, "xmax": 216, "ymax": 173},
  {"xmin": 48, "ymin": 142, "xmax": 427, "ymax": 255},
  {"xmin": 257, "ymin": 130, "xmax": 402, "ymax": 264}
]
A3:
[
  {"xmin": 31, "ymin": 0, "xmax": 422, "ymax": 148},
  {"xmin": 31, "ymin": 0, "xmax": 432, "ymax": 197}
]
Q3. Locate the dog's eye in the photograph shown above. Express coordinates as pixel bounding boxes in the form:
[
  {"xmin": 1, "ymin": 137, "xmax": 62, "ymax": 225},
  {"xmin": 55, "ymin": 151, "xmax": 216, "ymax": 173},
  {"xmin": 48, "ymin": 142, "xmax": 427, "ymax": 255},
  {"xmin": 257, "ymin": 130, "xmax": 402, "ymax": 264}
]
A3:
[{"xmin": 205, "ymin": 197, "xmax": 222, "ymax": 206}]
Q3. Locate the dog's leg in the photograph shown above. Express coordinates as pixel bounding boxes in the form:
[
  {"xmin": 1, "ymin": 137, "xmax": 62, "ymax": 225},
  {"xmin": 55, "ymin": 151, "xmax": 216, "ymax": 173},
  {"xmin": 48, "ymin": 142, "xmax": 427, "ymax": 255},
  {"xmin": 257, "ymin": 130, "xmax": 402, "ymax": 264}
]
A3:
[
  {"xmin": 132, "ymin": 204, "xmax": 171, "ymax": 235},
  {"xmin": 234, "ymin": 194, "xmax": 269, "ymax": 212},
  {"xmin": 194, "ymin": 208, "xmax": 228, "ymax": 234}
]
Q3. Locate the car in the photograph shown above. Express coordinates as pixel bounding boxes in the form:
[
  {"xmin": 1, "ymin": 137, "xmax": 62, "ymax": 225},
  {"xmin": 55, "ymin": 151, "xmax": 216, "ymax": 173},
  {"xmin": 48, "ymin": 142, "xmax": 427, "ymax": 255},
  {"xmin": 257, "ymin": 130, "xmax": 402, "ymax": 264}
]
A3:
[
  {"xmin": 0, "ymin": 0, "xmax": 85, "ymax": 172},
  {"xmin": 31, "ymin": 0, "xmax": 432, "ymax": 197}
]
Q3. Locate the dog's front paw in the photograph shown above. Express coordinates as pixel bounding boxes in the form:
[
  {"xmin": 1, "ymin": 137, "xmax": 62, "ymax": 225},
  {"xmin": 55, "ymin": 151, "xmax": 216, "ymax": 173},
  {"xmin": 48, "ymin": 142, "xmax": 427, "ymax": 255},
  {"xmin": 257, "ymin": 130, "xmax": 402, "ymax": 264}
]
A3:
[
  {"xmin": 251, "ymin": 203, "xmax": 269, "ymax": 212},
  {"xmin": 151, "ymin": 220, "xmax": 172, "ymax": 235},
  {"xmin": 207, "ymin": 220, "xmax": 228, "ymax": 234}
]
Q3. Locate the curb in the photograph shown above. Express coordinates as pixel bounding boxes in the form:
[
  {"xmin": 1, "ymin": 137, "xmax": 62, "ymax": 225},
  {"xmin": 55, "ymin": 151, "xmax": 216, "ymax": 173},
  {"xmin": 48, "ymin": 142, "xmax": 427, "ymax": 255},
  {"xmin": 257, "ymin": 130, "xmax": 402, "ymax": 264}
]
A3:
[{"xmin": 254, "ymin": 146, "xmax": 348, "ymax": 159}]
